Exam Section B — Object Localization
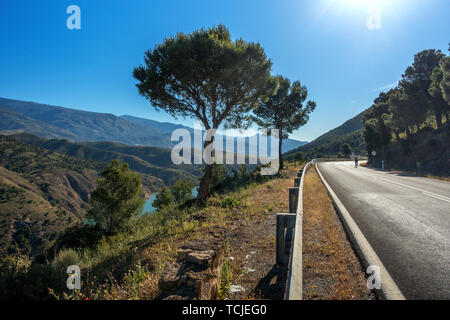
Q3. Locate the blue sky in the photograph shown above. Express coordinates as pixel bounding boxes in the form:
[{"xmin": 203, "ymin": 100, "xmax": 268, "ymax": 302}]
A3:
[{"xmin": 0, "ymin": 0, "xmax": 449, "ymax": 142}]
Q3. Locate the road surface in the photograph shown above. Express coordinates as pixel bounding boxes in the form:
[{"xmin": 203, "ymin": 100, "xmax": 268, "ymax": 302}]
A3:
[{"xmin": 317, "ymin": 161, "xmax": 450, "ymax": 300}]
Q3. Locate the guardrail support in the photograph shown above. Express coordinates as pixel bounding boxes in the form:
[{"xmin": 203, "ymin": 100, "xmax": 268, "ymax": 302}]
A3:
[
  {"xmin": 289, "ymin": 187, "xmax": 299, "ymax": 213},
  {"xmin": 276, "ymin": 213, "xmax": 296, "ymax": 265}
]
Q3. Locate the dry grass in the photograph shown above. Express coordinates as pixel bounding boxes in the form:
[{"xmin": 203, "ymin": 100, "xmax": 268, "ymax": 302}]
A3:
[{"xmin": 302, "ymin": 166, "xmax": 375, "ymax": 300}]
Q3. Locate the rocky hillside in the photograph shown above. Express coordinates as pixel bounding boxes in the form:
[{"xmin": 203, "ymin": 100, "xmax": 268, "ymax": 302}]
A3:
[
  {"xmin": 9, "ymin": 133, "xmax": 201, "ymax": 186},
  {"xmin": 0, "ymin": 135, "xmax": 171, "ymax": 257},
  {"xmin": 0, "ymin": 135, "xmax": 101, "ymax": 256}
]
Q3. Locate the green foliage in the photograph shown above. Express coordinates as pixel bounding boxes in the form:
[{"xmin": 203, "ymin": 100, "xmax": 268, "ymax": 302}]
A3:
[
  {"xmin": 87, "ymin": 160, "xmax": 144, "ymax": 234},
  {"xmin": 294, "ymin": 152, "xmax": 305, "ymax": 164},
  {"xmin": 361, "ymin": 49, "xmax": 450, "ymax": 169},
  {"xmin": 439, "ymin": 57, "xmax": 450, "ymax": 105},
  {"xmin": 46, "ymin": 224, "xmax": 103, "ymax": 257},
  {"xmin": 52, "ymin": 248, "xmax": 80, "ymax": 272},
  {"xmin": 221, "ymin": 196, "xmax": 240, "ymax": 209},
  {"xmin": 340, "ymin": 143, "xmax": 352, "ymax": 158},
  {"xmin": 0, "ymin": 254, "xmax": 66, "ymax": 300},
  {"xmin": 169, "ymin": 179, "xmax": 194, "ymax": 205},
  {"xmin": 218, "ymin": 241, "xmax": 231, "ymax": 300},
  {"xmin": 152, "ymin": 187, "xmax": 175, "ymax": 210},
  {"xmin": 253, "ymin": 75, "xmax": 316, "ymax": 170}
]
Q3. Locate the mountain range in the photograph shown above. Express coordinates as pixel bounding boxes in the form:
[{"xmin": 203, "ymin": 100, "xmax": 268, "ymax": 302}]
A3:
[{"xmin": 0, "ymin": 97, "xmax": 307, "ymax": 153}]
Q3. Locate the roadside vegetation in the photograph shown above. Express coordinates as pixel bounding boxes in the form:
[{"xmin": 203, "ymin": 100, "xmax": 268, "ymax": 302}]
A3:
[
  {"xmin": 303, "ymin": 166, "xmax": 374, "ymax": 300},
  {"xmin": 362, "ymin": 48, "xmax": 450, "ymax": 175},
  {"xmin": 0, "ymin": 160, "xmax": 297, "ymax": 300}
]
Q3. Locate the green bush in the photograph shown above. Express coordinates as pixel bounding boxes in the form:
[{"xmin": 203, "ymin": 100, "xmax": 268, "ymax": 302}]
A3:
[
  {"xmin": 221, "ymin": 197, "xmax": 240, "ymax": 209},
  {"xmin": 52, "ymin": 249, "xmax": 80, "ymax": 272}
]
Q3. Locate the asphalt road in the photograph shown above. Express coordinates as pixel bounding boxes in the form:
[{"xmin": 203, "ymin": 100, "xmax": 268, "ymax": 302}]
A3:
[{"xmin": 317, "ymin": 161, "xmax": 450, "ymax": 300}]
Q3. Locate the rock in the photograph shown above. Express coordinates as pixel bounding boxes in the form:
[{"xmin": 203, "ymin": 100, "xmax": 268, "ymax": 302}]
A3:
[
  {"xmin": 158, "ymin": 263, "xmax": 183, "ymax": 291},
  {"xmin": 158, "ymin": 237, "xmax": 225, "ymax": 300},
  {"xmin": 230, "ymin": 285, "xmax": 245, "ymax": 293}
]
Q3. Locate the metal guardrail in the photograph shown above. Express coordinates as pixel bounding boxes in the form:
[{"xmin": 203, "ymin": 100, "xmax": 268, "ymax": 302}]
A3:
[
  {"xmin": 278, "ymin": 158, "xmax": 367, "ymax": 299},
  {"xmin": 276, "ymin": 160, "xmax": 314, "ymax": 300}
]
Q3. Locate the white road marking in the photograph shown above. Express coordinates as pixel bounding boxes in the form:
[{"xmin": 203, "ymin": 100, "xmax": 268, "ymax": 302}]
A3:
[{"xmin": 356, "ymin": 171, "xmax": 450, "ymax": 203}]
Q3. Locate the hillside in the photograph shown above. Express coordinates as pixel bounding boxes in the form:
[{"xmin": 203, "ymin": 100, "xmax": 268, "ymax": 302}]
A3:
[
  {"xmin": 9, "ymin": 133, "xmax": 200, "ymax": 187},
  {"xmin": 0, "ymin": 97, "xmax": 307, "ymax": 152},
  {"xmin": 0, "ymin": 134, "xmax": 181, "ymax": 257},
  {"xmin": 285, "ymin": 111, "xmax": 367, "ymax": 159},
  {"xmin": 0, "ymin": 135, "xmax": 101, "ymax": 256}
]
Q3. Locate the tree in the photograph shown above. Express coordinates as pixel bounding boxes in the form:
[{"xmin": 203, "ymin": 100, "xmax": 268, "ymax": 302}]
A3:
[
  {"xmin": 388, "ymin": 89, "xmax": 412, "ymax": 138},
  {"xmin": 398, "ymin": 49, "xmax": 445, "ymax": 130},
  {"xmin": 340, "ymin": 143, "xmax": 352, "ymax": 158},
  {"xmin": 363, "ymin": 92, "xmax": 393, "ymax": 166},
  {"xmin": 294, "ymin": 152, "xmax": 305, "ymax": 165},
  {"xmin": 87, "ymin": 160, "xmax": 144, "ymax": 234},
  {"xmin": 439, "ymin": 57, "xmax": 450, "ymax": 106},
  {"xmin": 169, "ymin": 179, "xmax": 194, "ymax": 205},
  {"xmin": 153, "ymin": 187, "xmax": 174, "ymax": 210},
  {"xmin": 429, "ymin": 62, "xmax": 450, "ymax": 126},
  {"xmin": 252, "ymin": 75, "xmax": 316, "ymax": 171},
  {"xmin": 133, "ymin": 25, "xmax": 271, "ymax": 204}
]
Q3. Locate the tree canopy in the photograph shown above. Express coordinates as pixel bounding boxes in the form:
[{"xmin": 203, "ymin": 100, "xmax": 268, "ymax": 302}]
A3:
[{"xmin": 87, "ymin": 160, "xmax": 144, "ymax": 234}]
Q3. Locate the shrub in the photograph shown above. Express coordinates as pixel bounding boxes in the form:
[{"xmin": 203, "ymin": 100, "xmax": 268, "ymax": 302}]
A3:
[
  {"xmin": 153, "ymin": 187, "xmax": 175, "ymax": 210},
  {"xmin": 221, "ymin": 197, "xmax": 240, "ymax": 209},
  {"xmin": 52, "ymin": 249, "xmax": 80, "ymax": 272},
  {"xmin": 169, "ymin": 179, "xmax": 194, "ymax": 205}
]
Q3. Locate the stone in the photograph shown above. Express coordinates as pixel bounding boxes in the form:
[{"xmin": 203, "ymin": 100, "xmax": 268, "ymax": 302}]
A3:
[{"xmin": 158, "ymin": 262, "xmax": 183, "ymax": 291}]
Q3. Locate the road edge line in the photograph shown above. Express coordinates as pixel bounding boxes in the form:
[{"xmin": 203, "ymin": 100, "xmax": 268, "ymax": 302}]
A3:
[{"xmin": 315, "ymin": 161, "xmax": 406, "ymax": 300}]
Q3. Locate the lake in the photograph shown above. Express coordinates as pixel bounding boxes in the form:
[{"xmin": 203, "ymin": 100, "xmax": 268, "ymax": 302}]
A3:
[{"xmin": 142, "ymin": 186, "xmax": 199, "ymax": 214}]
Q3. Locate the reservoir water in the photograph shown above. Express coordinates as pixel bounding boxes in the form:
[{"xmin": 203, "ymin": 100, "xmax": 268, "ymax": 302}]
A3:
[{"xmin": 142, "ymin": 186, "xmax": 199, "ymax": 214}]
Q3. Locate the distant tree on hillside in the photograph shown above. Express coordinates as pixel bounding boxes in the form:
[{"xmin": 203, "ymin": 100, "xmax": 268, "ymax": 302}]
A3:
[
  {"xmin": 153, "ymin": 187, "xmax": 174, "ymax": 210},
  {"xmin": 252, "ymin": 75, "xmax": 316, "ymax": 171},
  {"xmin": 133, "ymin": 25, "xmax": 272, "ymax": 204},
  {"xmin": 340, "ymin": 143, "xmax": 352, "ymax": 158},
  {"xmin": 294, "ymin": 152, "xmax": 305, "ymax": 164},
  {"xmin": 362, "ymin": 91, "xmax": 393, "ymax": 167},
  {"xmin": 87, "ymin": 160, "xmax": 144, "ymax": 234}
]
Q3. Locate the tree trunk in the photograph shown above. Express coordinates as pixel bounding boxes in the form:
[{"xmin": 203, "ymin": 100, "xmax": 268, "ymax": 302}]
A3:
[
  {"xmin": 196, "ymin": 139, "xmax": 215, "ymax": 205},
  {"xmin": 278, "ymin": 131, "xmax": 283, "ymax": 171},
  {"xmin": 435, "ymin": 111, "xmax": 443, "ymax": 130},
  {"xmin": 394, "ymin": 130, "xmax": 400, "ymax": 141},
  {"xmin": 406, "ymin": 127, "xmax": 411, "ymax": 140}
]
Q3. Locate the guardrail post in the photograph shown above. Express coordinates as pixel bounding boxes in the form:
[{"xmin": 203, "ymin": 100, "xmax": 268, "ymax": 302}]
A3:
[
  {"xmin": 276, "ymin": 213, "xmax": 296, "ymax": 266},
  {"xmin": 289, "ymin": 187, "xmax": 299, "ymax": 213},
  {"xmin": 276, "ymin": 214, "xmax": 286, "ymax": 265}
]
